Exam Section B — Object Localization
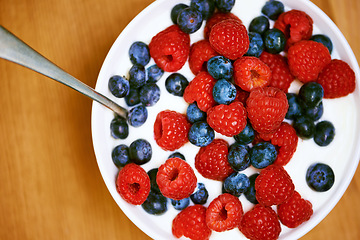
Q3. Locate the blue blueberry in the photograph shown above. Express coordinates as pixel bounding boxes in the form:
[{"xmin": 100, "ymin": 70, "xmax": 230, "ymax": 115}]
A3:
[
  {"xmin": 188, "ymin": 121, "xmax": 215, "ymax": 147},
  {"xmin": 177, "ymin": 7, "xmax": 203, "ymax": 34},
  {"xmin": 223, "ymin": 172, "xmax": 250, "ymax": 197},
  {"xmin": 129, "ymin": 139, "xmax": 152, "ymax": 165},
  {"xmin": 314, "ymin": 121, "xmax": 335, "ymax": 146},
  {"xmin": 124, "ymin": 87, "xmax": 140, "ymax": 106},
  {"xmin": 285, "ymin": 93, "xmax": 303, "ymax": 120},
  {"xmin": 310, "ymin": 34, "xmax": 333, "ymax": 54},
  {"xmin": 207, "ymin": 55, "xmax": 233, "ymax": 80},
  {"xmin": 108, "ymin": 75, "xmax": 130, "ymax": 98},
  {"xmin": 142, "ymin": 190, "xmax": 168, "ymax": 215},
  {"xmin": 293, "ymin": 116, "xmax": 315, "ymax": 139},
  {"xmin": 190, "ymin": 0, "xmax": 215, "ymax": 20},
  {"xmin": 298, "ymin": 82, "xmax": 324, "ymax": 108},
  {"xmin": 129, "ymin": 41, "xmax": 150, "ymax": 67},
  {"xmin": 244, "ymin": 173, "xmax": 259, "ymax": 204},
  {"xmin": 212, "ymin": 79, "xmax": 237, "ymax": 105},
  {"xmin": 146, "ymin": 64, "xmax": 164, "ymax": 83},
  {"xmin": 139, "ymin": 83, "xmax": 161, "ymax": 107},
  {"xmin": 246, "ymin": 32, "xmax": 265, "ymax": 58},
  {"xmin": 147, "ymin": 168, "xmax": 160, "ymax": 193},
  {"xmin": 261, "ymin": 0, "xmax": 285, "ymax": 20},
  {"xmin": 306, "ymin": 163, "xmax": 335, "ymax": 192},
  {"xmin": 263, "ymin": 28, "xmax": 286, "ymax": 54},
  {"xmin": 129, "ymin": 64, "xmax": 146, "ymax": 88},
  {"xmin": 190, "ymin": 183, "xmax": 209, "ymax": 205},
  {"xmin": 234, "ymin": 122, "xmax": 255, "ymax": 145},
  {"xmin": 110, "ymin": 116, "xmax": 129, "ymax": 139},
  {"xmin": 171, "ymin": 3, "xmax": 189, "ymax": 24},
  {"xmin": 168, "ymin": 152, "xmax": 186, "ymax": 161},
  {"xmin": 250, "ymin": 142, "xmax": 277, "ymax": 169},
  {"xmin": 171, "ymin": 198, "xmax": 190, "ymax": 210},
  {"xmin": 186, "ymin": 102, "xmax": 207, "ymax": 123},
  {"xmin": 165, "ymin": 73, "xmax": 189, "ymax": 97},
  {"xmin": 249, "ymin": 16, "xmax": 270, "ymax": 36},
  {"xmin": 111, "ymin": 144, "xmax": 130, "ymax": 168},
  {"xmin": 227, "ymin": 143, "xmax": 251, "ymax": 172},
  {"xmin": 128, "ymin": 105, "xmax": 148, "ymax": 127},
  {"xmin": 303, "ymin": 101, "xmax": 323, "ymax": 121},
  {"xmin": 215, "ymin": 0, "xmax": 235, "ymax": 13}
]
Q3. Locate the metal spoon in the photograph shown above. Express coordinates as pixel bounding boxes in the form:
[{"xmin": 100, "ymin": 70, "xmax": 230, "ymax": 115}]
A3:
[{"xmin": 0, "ymin": 25, "xmax": 128, "ymax": 119}]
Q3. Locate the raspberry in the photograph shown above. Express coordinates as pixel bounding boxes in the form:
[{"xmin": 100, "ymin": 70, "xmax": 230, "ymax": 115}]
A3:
[
  {"xmin": 233, "ymin": 56, "xmax": 272, "ymax": 92},
  {"xmin": 172, "ymin": 205, "xmax": 212, "ymax": 240},
  {"xmin": 156, "ymin": 157, "xmax": 197, "ymax": 200},
  {"xmin": 154, "ymin": 110, "xmax": 191, "ymax": 151},
  {"xmin": 207, "ymin": 101, "xmax": 247, "ymax": 137},
  {"xmin": 149, "ymin": 25, "xmax": 190, "ymax": 72},
  {"xmin": 274, "ymin": 10, "xmax": 313, "ymax": 48},
  {"xmin": 209, "ymin": 19, "xmax": 249, "ymax": 60},
  {"xmin": 287, "ymin": 40, "xmax": 331, "ymax": 83},
  {"xmin": 277, "ymin": 191, "xmax": 313, "ymax": 228},
  {"xmin": 235, "ymin": 86, "xmax": 250, "ymax": 106},
  {"xmin": 317, "ymin": 59, "xmax": 356, "ymax": 98},
  {"xmin": 259, "ymin": 122, "xmax": 298, "ymax": 166},
  {"xmin": 206, "ymin": 193, "xmax": 243, "ymax": 232},
  {"xmin": 183, "ymin": 71, "xmax": 217, "ymax": 112},
  {"xmin": 204, "ymin": 12, "xmax": 242, "ymax": 39},
  {"xmin": 189, "ymin": 39, "xmax": 218, "ymax": 75},
  {"xmin": 255, "ymin": 165, "xmax": 295, "ymax": 206},
  {"xmin": 259, "ymin": 51, "xmax": 294, "ymax": 93},
  {"xmin": 116, "ymin": 163, "xmax": 150, "ymax": 205},
  {"xmin": 240, "ymin": 204, "xmax": 281, "ymax": 240},
  {"xmin": 195, "ymin": 139, "xmax": 234, "ymax": 181},
  {"xmin": 246, "ymin": 87, "xmax": 288, "ymax": 134}
]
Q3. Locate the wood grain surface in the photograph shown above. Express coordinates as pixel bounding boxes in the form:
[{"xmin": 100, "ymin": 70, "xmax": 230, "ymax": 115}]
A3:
[{"xmin": 0, "ymin": 0, "xmax": 359, "ymax": 239}]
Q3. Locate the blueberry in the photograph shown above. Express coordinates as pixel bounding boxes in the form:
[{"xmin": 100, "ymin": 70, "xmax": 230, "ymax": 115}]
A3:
[
  {"xmin": 227, "ymin": 143, "xmax": 251, "ymax": 171},
  {"xmin": 306, "ymin": 163, "xmax": 335, "ymax": 192},
  {"xmin": 177, "ymin": 7, "xmax": 203, "ymax": 34},
  {"xmin": 168, "ymin": 152, "xmax": 186, "ymax": 161},
  {"xmin": 263, "ymin": 28, "xmax": 286, "ymax": 54},
  {"xmin": 246, "ymin": 32, "xmax": 265, "ymax": 58},
  {"xmin": 188, "ymin": 121, "xmax": 215, "ymax": 147},
  {"xmin": 124, "ymin": 87, "xmax": 140, "ymax": 106},
  {"xmin": 128, "ymin": 105, "xmax": 148, "ymax": 127},
  {"xmin": 314, "ymin": 121, "xmax": 335, "ymax": 146},
  {"xmin": 190, "ymin": 0, "xmax": 215, "ymax": 20},
  {"xmin": 244, "ymin": 173, "xmax": 259, "ymax": 204},
  {"xmin": 171, "ymin": 198, "xmax": 190, "ymax": 210},
  {"xmin": 298, "ymin": 82, "xmax": 324, "ymax": 108},
  {"xmin": 285, "ymin": 93, "xmax": 303, "ymax": 120},
  {"xmin": 234, "ymin": 121, "xmax": 255, "ymax": 145},
  {"xmin": 139, "ymin": 83, "xmax": 160, "ymax": 107},
  {"xmin": 146, "ymin": 64, "xmax": 164, "ymax": 83},
  {"xmin": 310, "ymin": 34, "xmax": 333, "ymax": 54},
  {"xmin": 215, "ymin": 0, "xmax": 235, "ymax": 13},
  {"xmin": 212, "ymin": 79, "xmax": 237, "ymax": 104},
  {"xmin": 293, "ymin": 116, "xmax": 315, "ymax": 139},
  {"xmin": 108, "ymin": 75, "xmax": 130, "ymax": 98},
  {"xmin": 110, "ymin": 116, "xmax": 129, "ymax": 139},
  {"xmin": 171, "ymin": 3, "xmax": 189, "ymax": 24},
  {"xmin": 250, "ymin": 142, "xmax": 277, "ymax": 169},
  {"xmin": 142, "ymin": 190, "xmax": 168, "ymax": 215},
  {"xmin": 148, "ymin": 168, "xmax": 160, "ymax": 193},
  {"xmin": 129, "ymin": 64, "xmax": 146, "ymax": 88},
  {"xmin": 223, "ymin": 172, "xmax": 250, "ymax": 197},
  {"xmin": 261, "ymin": 0, "xmax": 285, "ymax": 20},
  {"xmin": 190, "ymin": 183, "xmax": 209, "ymax": 205},
  {"xmin": 111, "ymin": 144, "xmax": 130, "ymax": 167},
  {"xmin": 249, "ymin": 16, "xmax": 270, "ymax": 36},
  {"xmin": 129, "ymin": 41, "xmax": 150, "ymax": 67},
  {"xmin": 129, "ymin": 139, "xmax": 152, "ymax": 165},
  {"xmin": 186, "ymin": 102, "xmax": 207, "ymax": 123},
  {"xmin": 207, "ymin": 55, "xmax": 233, "ymax": 80},
  {"xmin": 165, "ymin": 73, "xmax": 189, "ymax": 97},
  {"xmin": 303, "ymin": 101, "xmax": 324, "ymax": 121}
]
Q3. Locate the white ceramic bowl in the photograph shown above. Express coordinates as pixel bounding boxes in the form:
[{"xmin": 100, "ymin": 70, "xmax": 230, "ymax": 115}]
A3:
[{"xmin": 91, "ymin": 0, "xmax": 360, "ymax": 239}]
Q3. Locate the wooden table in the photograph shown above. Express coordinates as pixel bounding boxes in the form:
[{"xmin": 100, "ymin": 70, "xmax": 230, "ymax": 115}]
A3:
[{"xmin": 0, "ymin": 0, "xmax": 359, "ymax": 239}]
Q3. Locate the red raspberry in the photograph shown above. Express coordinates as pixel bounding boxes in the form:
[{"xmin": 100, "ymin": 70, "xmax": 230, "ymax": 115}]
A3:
[
  {"xmin": 240, "ymin": 204, "xmax": 281, "ymax": 240},
  {"xmin": 172, "ymin": 205, "xmax": 212, "ymax": 240},
  {"xmin": 149, "ymin": 25, "xmax": 190, "ymax": 72},
  {"xmin": 204, "ymin": 12, "xmax": 242, "ymax": 39},
  {"xmin": 277, "ymin": 191, "xmax": 313, "ymax": 228},
  {"xmin": 259, "ymin": 51, "xmax": 294, "ymax": 93},
  {"xmin": 209, "ymin": 19, "xmax": 249, "ymax": 60},
  {"xmin": 206, "ymin": 193, "xmax": 243, "ymax": 232},
  {"xmin": 259, "ymin": 122, "xmax": 298, "ymax": 166},
  {"xmin": 183, "ymin": 71, "xmax": 217, "ymax": 112},
  {"xmin": 154, "ymin": 110, "xmax": 191, "ymax": 151},
  {"xmin": 246, "ymin": 87, "xmax": 288, "ymax": 134},
  {"xmin": 287, "ymin": 40, "xmax": 331, "ymax": 83},
  {"xmin": 195, "ymin": 139, "xmax": 234, "ymax": 181},
  {"xmin": 116, "ymin": 163, "xmax": 150, "ymax": 205},
  {"xmin": 255, "ymin": 165, "xmax": 295, "ymax": 206},
  {"xmin": 207, "ymin": 101, "xmax": 247, "ymax": 137},
  {"xmin": 274, "ymin": 10, "xmax": 313, "ymax": 48},
  {"xmin": 233, "ymin": 56, "xmax": 272, "ymax": 92},
  {"xmin": 189, "ymin": 39, "xmax": 218, "ymax": 75},
  {"xmin": 317, "ymin": 59, "xmax": 356, "ymax": 98},
  {"xmin": 156, "ymin": 157, "xmax": 197, "ymax": 200}
]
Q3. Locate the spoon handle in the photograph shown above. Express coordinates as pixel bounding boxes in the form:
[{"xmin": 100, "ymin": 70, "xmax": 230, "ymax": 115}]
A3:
[{"xmin": 0, "ymin": 25, "xmax": 128, "ymax": 119}]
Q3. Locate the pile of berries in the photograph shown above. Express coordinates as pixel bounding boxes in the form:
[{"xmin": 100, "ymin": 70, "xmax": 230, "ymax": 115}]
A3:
[{"xmin": 107, "ymin": 0, "xmax": 356, "ymax": 239}]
